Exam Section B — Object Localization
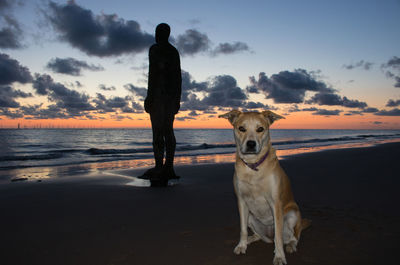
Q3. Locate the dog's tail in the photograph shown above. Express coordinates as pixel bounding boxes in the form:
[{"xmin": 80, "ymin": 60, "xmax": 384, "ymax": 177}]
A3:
[{"xmin": 301, "ymin": 218, "xmax": 312, "ymax": 230}]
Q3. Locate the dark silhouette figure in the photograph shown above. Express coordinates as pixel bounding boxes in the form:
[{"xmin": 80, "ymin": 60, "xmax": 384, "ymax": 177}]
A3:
[{"xmin": 142, "ymin": 23, "xmax": 182, "ymax": 186}]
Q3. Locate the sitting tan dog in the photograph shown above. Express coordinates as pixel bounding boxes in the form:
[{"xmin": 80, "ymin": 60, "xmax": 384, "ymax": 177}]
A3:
[{"xmin": 219, "ymin": 110, "xmax": 310, "ymax": 265}]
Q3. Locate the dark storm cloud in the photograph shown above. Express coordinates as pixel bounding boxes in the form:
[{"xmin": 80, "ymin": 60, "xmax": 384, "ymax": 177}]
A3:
[
  {"xmin": 312, "ymin": 109, "xmax": 342, "ymax": 116},
  {"xmin": 46, "ymin": 1, "xmax": 153, "ymax": 57},
  {"xmin": 211, "ymin": 42, "xmax": 250, "ymax": 56},
  {"xmin": 343, "ymin": 60, "xmax": 374, "ymax": 70},
  {"xmin": 381, "ymin": 56, "xmax": 400, "ymax": 87},
  {"xmin": 0, "ymin": 85, "xmax": 32, "ymax": 108},
  {"xmin": 124, "ymin": 83, "xmax": 147, "ymax": 100},
  {"xmin": 46, "ymin": 57, "xmax": 104, "ymax": 76},
  {"xmin": 0, "ymin": 53, "xmax": 32, "ymax": 85},
  {"xmin": 98, "ymin": 84, "xmax": 116, "ymax": 91},
  {"xmin": 306, "ymin": 92, "xmax": 368, "ymax": 109},
  {"xmin": 247, "ymin": 69, "xmax": 334, "ymax": 103},
  {"xmin": 32, "ymin": 73, "xmax": 95, "ymax": 116},
  {"xmin": 173, "ymin": 29, "xmax": 211, "ymax": 56},
  {"xmin": 386, "ymin": 99, "xmax": 400, "ymax": 107},
  {"xmin": 374, "ymin": 108, "xmax": 400, "ymax": 116},
  {"xmin": 0, "ymin": 0, "xmax": 23, "ymax": 49}
]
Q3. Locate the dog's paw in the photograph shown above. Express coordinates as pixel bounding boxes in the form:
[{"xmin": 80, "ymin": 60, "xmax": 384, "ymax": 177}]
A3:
[
  {"xmin": 233, "ymin": 242, "xmax": 247, "ymax": 255},
  {"xmin": 285, "ymin": 240, "xmax": 297, "ymax": 253},
  {"xmin": 273, "ymin": 256, "xmax": 287, "ymax": 265}
]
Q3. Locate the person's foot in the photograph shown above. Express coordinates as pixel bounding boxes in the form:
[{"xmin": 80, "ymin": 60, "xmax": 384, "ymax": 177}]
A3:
[
  {"xmin": 137, "ymin": 167, "xmax": 162, "ymax": 179},
  {"xmin": 162, "ymin": 166, "xmax": 180, "ymax": 180}
]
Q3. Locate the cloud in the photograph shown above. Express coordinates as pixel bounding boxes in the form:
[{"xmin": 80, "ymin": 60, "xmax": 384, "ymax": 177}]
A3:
[
  {"xmin": 19, "ymin": 104, "xmax": 70, "ymax": 119},
  {"xmin": 306, "ymin": 92, "xmax": 368, "ymax": 108},
  {"xmin": 188, "ymin": 110, "xmax": 199, "ymax": 116},
  {"xmin": 344, "ymin": 110, "xmax": 363, "ymax": 116},
  {"xmin": 202, "ymin": 75, "xmax": 247, "ymax": 107},
  {"xmin": 374, "ymin": 108, "xmax": 400, "ymax": 116},
  {"xmin": 0, "ymin": 107, "xmax": 23, "ymax": 118},
  {"xmin": 124, "ymin": 83, "xmax": 147, "ymax": 100},
  {"xmin": 211, "ymin": 42, "xmax": 250, "ymax": 56},
  {"xmin": 386, "ymin": 99, "xmax": 400, "ymax": 107},
  {"xmin": 176, "ymin": 116, "xmax": 195, "ymax": 121},
  {"xmin": 181, "ymin": 70, "xmax": 207, "ymax": 101},
  {"xmin": 93, "ymin": 93, "xmax": 127, "ymax": 113},
  {"xmin": 93, "ymin": 93, "xmax": 143, "ymax": 114},
  {"xmin": 343, "ymin": 60, "xmax": 374, "ymax": 70},
  {"xmin": 32, "ymin": 73, "xmax": 95, "ymax": 116},
  {"xmin": 382, "ymin": 56, "xmax": 400, "ymax": 87},
  {"xmin": 180, "ymin": 93, "xmax": 211, "ymax": 111},
  {"xmin": 173, "ymin": 29, "xmax": 211, "ymax": 56},
  {"xmin": 0, "ymin": 84, "xmax": 32, "ymax": 108},
  {"xmin": 46, "ymin": 57, "xmax": 104, "ymax": 76},
  {"xmin": 312, "ymin": 109, "xmax": 342, "ymax": 116},
  {"xmin": 46, "ymin": 1, "xmax": 153, "ymax": 57},
  {"xmin": 247, "ymin": 69, "xmax": 334, "ymax": 103},
  {"xmin": 0, "ymin": 53, "xmax": 32, "ymax": 85},
  {"xmin": 362, "ymin": 107, "xmax": 379, "ymax": 113},
  {"xmin": 99, "ymin": 84, "xmax": 116, "ymax": 91},
  {"xmin": 0, "ymin": 0, "xmax": 23, "ymax": 49}
]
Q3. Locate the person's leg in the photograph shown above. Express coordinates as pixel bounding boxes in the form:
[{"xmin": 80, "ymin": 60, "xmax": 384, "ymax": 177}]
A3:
[
  {"xmin": 151, "ymin": 114, "xmax": 165, "ymax": 170},
  {"xmin": 163, "ymin": 112, "xmax": 179, "ymax": 179},
  {"xmin": 141, "ymin": 110, "xmax": 164, "ymax": 178}
]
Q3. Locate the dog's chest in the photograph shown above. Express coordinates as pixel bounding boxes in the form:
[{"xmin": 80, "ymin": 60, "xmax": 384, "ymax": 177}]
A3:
[{"xmin": 237, "ymin": 180, "xmax": 274, "ymax": 225}]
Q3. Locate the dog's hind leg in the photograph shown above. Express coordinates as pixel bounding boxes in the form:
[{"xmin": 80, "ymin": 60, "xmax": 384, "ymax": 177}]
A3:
[{"xmin": 248, "ymin": 214, "xmax": 273, "ymax": 244}]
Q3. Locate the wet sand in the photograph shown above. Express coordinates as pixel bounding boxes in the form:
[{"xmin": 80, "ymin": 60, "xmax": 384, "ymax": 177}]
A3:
[{"xmin": 0, "ymin": 142, "xmax": 399, "ymax": 265}]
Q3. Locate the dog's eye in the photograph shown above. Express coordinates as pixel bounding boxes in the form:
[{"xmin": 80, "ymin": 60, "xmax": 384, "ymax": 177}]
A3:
[
  {"xmin": 238, "ymin": 126, "xmax": 246, "ymax": 132},
  {"xmin": 256, "ymin": 127, "xmax": 264, "ymax": 133}
]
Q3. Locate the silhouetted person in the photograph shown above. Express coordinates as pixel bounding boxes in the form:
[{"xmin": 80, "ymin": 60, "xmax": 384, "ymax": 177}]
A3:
[{"xmin": 143, "ymin": 23, "xmax": 181, "ymax": 186}]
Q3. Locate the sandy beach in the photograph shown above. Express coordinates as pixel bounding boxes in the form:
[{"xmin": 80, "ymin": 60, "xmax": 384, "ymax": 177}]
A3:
[{"xmin": 1, "ymin": 142, "xmax": 399, "ymax": 265}]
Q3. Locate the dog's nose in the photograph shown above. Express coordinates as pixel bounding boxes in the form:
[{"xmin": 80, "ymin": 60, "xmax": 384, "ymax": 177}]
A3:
[{"xmin": 246, "ymin": 140, "xmax": 256, "ymax": 149}]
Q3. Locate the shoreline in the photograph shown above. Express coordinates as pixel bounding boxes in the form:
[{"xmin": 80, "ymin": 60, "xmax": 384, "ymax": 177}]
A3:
[
  {"xmin": 0, "ymin": 142, "xmax": 399, "ymax": 264},
  {"xmin": 1, "ymin": 138, "xmax": 399, "ymax": 183}
]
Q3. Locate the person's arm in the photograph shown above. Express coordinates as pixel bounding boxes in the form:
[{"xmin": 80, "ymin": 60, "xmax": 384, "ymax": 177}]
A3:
[
  {"xmin": 145, "ymin": 46, "xmax": 155, "ymax": 113},
  {"xmin": 174, "ymin": 50, "xmax": 182, "ymax": 114}
]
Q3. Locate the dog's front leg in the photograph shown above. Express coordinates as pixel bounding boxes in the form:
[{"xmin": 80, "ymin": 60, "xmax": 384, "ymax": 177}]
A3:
[
  {"xmin": 234, "ymin": 195, "xmax": 249, "ymax": 254},
  {"xmin": 273, "ymin": 200, "xmax": 287, "ymax": 265}
]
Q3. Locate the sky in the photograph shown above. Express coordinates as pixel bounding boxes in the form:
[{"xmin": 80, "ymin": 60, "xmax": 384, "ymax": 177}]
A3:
[{"xmin": 0, "ymin": 0, "xmax": 399, "ymax": 129}]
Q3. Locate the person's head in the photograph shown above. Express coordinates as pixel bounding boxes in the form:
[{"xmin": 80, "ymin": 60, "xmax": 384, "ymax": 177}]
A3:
[{"xmin": 155, "ymin": 23, "xmax": 170, "ymax": 44}]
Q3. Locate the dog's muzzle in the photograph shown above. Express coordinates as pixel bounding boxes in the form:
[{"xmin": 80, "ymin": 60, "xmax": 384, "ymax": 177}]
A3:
[{"xmin": 245, "ymin": 140, "xmax": 257, "ymax": 153}]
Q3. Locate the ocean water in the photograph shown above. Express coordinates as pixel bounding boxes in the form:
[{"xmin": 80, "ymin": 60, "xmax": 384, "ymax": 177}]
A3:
[{"xmin": 1, "ymin": 128, "xmax": 400, "ymax": 173}]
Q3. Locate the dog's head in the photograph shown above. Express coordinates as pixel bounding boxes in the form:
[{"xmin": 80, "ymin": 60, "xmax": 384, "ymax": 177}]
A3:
[{"xmin": 219, "ymin": 110, "xmax": 284, "ymax": 156}]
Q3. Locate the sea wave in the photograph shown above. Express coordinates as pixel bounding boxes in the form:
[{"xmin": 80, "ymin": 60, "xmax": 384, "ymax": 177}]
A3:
[{"xmin": 0, "ymin": 133, "xmax": 399, "ymax": 165}]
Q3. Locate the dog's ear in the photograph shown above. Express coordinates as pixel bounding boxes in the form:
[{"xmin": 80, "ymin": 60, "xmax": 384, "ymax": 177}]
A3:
[
  {"xmin": 219, "ymin": 110, "xmax": 241, "ymax": 125},
  {"xmin": 261, "ymin": 110, "xmax": 285, "ymax": 125}
]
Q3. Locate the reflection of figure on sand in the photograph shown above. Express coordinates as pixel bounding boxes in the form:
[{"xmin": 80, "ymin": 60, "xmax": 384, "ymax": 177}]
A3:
[{"xmin": 141, "ymin": 23, "xmax": 182, "ymax": 187}]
